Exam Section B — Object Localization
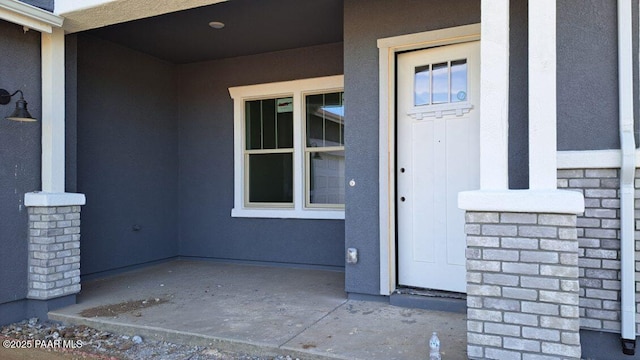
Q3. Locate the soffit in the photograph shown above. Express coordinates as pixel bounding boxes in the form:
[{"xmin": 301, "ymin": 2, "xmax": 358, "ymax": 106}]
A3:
[
  {"xmin": 77, "ymin": 0, "xmax": 343, "ymax": 64},
  {"xmin": 58, "ymin": 0, "xmax": 228, "ymax": 33}
]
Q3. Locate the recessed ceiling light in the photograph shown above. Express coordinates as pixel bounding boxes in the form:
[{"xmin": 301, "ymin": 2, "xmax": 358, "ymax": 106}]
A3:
[{"xmin": 208, "ymin": 21, "xmax": 225, "ymax": 29}]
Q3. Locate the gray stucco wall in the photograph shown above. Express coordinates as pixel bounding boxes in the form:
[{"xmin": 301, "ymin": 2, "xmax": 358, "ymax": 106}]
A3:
[
  {"xmin": 176, "ymin": 42, "xmax": 345, "ymax": 268},
  {"xmin": 508, "ymin": 0, "xmax": 529, "ymax": 189},
  {"xmin": 76, "ymin": 35, "xmax": 179, "ymax": 276},
  {"xmin": 0, "ymin": 19, "xmax": 41, "ymax": 309},
  {"xmin": 343, "ymin": 0, "xmax": 481, "ymax": 295},
  {"xmin": 557, "ymin": 0, "xmax": 621, "ymax": 151},
  {"xmin": 66, "ymin": 34, "xmax": 78, "ymax": 193}
]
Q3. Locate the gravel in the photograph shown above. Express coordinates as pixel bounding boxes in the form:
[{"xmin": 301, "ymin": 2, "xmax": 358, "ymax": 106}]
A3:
[{"xmin": 1, "ymin": 318, "xmax": 301, "ymax": 360}]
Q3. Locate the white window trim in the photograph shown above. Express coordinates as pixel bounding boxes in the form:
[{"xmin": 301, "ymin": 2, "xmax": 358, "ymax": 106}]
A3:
[{"xmin": 229, "ymin": 75, "xmax": 345, "ymax": 220}]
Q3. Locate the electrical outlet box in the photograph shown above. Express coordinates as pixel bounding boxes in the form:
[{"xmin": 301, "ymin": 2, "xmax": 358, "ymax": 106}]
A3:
[{"xmin": 347, "ymin": 248, "xmax": 358, "ymax": 264}]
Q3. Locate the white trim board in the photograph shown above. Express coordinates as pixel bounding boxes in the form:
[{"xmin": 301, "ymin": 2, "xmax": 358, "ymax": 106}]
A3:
[
  {"xmin": 528, "ymin": 0, "xmax": 558, "ymax": 189},
  {"xmin": 0, "ymin": 0, "xmax": 63, "ymax": 33},
  {"xmin": 479, "ymin": 1, "xmax": 510, "ymax": 189},
  {"xmin": 557, "ymin": 149, "xmax": 640, "ymax": 169},
  {"xmin": 41, "ymin": 27, "xmax": 66, "ymax": 192},
  {"xmin": 377, "ymin": 24, "xmax": 481, "ymax": 296}
]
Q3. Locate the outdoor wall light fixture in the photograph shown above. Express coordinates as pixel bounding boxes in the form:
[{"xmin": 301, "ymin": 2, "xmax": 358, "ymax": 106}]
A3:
[{"xmin": 0, "ymin": 88, "xmax": 36, "ymax": 122}]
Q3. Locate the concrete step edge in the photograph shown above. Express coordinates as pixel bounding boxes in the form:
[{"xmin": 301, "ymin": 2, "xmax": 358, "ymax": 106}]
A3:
[{"xmin": 48, "ymin": 311, "xmax": 344, "ymax": 360}]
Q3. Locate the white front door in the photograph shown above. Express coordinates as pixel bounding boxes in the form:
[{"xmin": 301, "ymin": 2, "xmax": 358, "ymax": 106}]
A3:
[{"xmin": 397, "ymin": 41, "xmax": 480, "ymax": 293}]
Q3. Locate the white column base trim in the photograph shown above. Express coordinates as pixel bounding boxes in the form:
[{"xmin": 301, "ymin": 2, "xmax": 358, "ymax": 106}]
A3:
[
  {"xmin": 25, "ymin": 192, "xmax": 86, "ymax": 207},
  {"xmin": 458, "ymin": 189, "xmax": 584, "ymax": 214}
]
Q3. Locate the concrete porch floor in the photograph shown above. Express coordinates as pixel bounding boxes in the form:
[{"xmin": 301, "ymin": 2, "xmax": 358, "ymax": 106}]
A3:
[{"xmin": 48, "ymin": 260, "xmax": 467, "ymax": 360}]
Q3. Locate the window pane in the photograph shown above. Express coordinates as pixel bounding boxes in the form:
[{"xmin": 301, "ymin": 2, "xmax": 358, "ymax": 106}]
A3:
[
  {"xmin": 306, "ymin": 92, "xmax": 344, "ymax": 147},
  {"xmin": 245, "ymin": 98, "xmax": 293, "ymax": 150},
  {"xmin": 306, "ymin": 93, "xmax": 325, "ymax": 147},
  {"xmin": 414, "ymin": 65, "xmax": 430, "ymax": 106},
  {"xmin": 308, "ymin": 150, "xmax": 345, "ymax": 205},
  {"xmin": 432, "ymin": 62, "xmax": 448, "ymax": 104},
  {"xmin": 248, "ymin": 153, "xmax": 293, "ymax": 203},
  {"xmin": 450, "ymin": 59, "xmax": 467, "ymax": 102},
  {"xmin": 277, "ymin": 110, "xmax": 293, "ymax": 149},
  {"xmin": 323, "ymin": 92, "xmax": 342, "ymax": 145},
  {"xmin": 245, "ymin": 100, "xmax": 262, "ymax": 150},
  {"xmin": 262, "ymin": 99, "xmax": 276, "ymax": 149},
  {"xmin": 340, "ymin": 92, "xmax": 345, "ymax": 145},
  {"xmin": 276, "ymin": 97, "xmax": 293, "ymax": 148}
]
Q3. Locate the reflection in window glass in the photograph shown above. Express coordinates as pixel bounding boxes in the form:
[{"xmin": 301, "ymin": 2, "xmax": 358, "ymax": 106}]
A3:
[
  {"xmin": 431, "ymin": 62, "xmax": 449, "ymax": 104},
  {"xmin": 262, "ymin": 99, "xmax": 276, "ymax": 149},
  {"xmin": 413, "ymin": 59, "xmax": 468, "ymax": 106},
  {"xmin": 450, "ymin": 59, "xmax": 467, "ymax": 102},
  {"xmin": 414, "ymin": 65, "xmax": 430, "ymax": 106},
  {"xmin": 306, "ymin": 92, "xmax": 344, "ymax": 148},
  {"xmin": 248, "ymin": 153, "xmax": 293, "ymax": 203},
  {"xmin": 245, "ymin": 98, "xmax": 293, "ymax": 150},
  {"xmin": 308, "ymin": 150, "xmax": 345, "ymax": 205},
  {"xmin": 305, "ymin": 91, "xmax": 345, "ymax": 207},
  {"xmin": 245, "ymin": 100, "xmax": 262, "ymax": 150}
]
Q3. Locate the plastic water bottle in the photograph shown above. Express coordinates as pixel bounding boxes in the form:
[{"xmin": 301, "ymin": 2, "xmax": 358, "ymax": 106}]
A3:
[{"xmin": 429, "ymin": 332, "xmax": 441, "ymax": 360}]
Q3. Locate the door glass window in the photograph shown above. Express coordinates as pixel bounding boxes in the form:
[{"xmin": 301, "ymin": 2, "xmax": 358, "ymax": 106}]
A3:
[
  {"xmin": 414, "ymin": 65, "xmax": 430, "ymax": 106},
  {"xmin": 431, "ymin": 62, "xmax": 448, "ymax": 104},
  {"xmin": 414, "ymin": 59, "xmax": 468, "ymax": 106},
  {"xmin": 450, "ymin": 60, "xmax": 468, "ymax": 102}
]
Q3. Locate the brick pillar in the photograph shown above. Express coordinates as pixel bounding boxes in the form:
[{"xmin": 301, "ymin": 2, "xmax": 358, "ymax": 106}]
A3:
[
  {"xmin": 27, "ymin": 205, "xmax": 81, "ymax": 300},
  {"xmin": 465, "ymin": 211, "xmax": 581, "ymax": 360}
]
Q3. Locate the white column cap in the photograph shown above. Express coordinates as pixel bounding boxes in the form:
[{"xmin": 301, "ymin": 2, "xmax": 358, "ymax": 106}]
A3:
[
  {"xmin": 25, "ymin": 192, "xmax": 86, "ymax": 207},
  {"xmin": 459, "ymin": 189, "xmax": 584, "ymax": 214}
]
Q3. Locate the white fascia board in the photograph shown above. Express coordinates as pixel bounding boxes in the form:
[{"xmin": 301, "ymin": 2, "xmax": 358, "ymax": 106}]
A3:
[
  {"xmin": 0, "ymin": 0, "xmax": 63, "ymax": 33},
  {"xmin": 458, "ymin": 189, "xmax": 585, "ymax": 214},
  {"xmin": 25, "ymin": 192, "xmax": 86, "ymax": 207},
  {"xmin": 54, "ymin": 0, "xmax": 117, "ymax": 14}
]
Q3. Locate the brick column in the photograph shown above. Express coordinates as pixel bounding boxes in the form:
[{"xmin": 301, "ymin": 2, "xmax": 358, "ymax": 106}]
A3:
[
  {"xmin": 465, "ymin": 211, "xmax": 581, "ymax": 360},
  {"xmin": 558, "ymin": 168, "xmax": 630, "ymax": 332},
  {"xmin": 27, "ymin": 205, "xmax": 81, "ymax": 300},
  {"xmin": 25, "ymin": 192, "xmax": 85, "ymax": 300}
]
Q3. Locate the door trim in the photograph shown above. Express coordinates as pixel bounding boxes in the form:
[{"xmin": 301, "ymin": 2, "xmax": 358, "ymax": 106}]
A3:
[{"xmin": 377, "ymin": 24, "xmax": 480, "ymax": 295}]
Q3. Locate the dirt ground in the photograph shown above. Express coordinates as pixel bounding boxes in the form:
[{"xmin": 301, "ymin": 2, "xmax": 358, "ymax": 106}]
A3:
[
  {"xmin": 0, "ymin": 346, "xmax": 118, "ymax": 360},
  {"xmin": 78, "ymin": 298, "xmax": 168, "ymax": 318}
]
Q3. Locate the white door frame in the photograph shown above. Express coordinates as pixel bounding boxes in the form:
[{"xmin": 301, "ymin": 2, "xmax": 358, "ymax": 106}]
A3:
[{"xmin": 377, "ymin": 24, "xmax": 481, "ymax": 295}]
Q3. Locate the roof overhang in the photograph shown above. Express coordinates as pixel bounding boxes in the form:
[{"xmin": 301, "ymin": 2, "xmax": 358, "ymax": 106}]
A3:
[
  {"xmin": 55, "ymin": 0, "xmax": 227, "ymax": 33},
  {"xmin": 0, "ymin": 0, "xmax": 63, "ymax": 33}
]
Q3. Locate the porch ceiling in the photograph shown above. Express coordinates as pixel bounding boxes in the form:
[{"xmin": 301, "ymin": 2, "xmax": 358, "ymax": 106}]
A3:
[{"xmin": 82, "ymin": 0, "xmax": 344, "ymax": 64}]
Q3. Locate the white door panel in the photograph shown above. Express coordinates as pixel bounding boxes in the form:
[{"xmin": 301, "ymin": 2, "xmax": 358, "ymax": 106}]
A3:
[{"xmin": 397, "ymin": 41, "xmax": 480, "ymax": 293}]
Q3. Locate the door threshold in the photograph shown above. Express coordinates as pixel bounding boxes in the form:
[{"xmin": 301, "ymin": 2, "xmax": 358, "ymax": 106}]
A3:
[{"xmin": 390, "ymin": 287, "xmax": 466, "ymax": 313}]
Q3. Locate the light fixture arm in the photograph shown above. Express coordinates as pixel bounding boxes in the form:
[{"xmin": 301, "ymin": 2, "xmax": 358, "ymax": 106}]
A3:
[{"xmin": 0, "ymin": 89, "xmax": 24, "ymax": 104}]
